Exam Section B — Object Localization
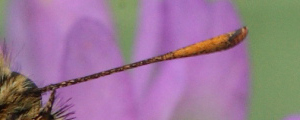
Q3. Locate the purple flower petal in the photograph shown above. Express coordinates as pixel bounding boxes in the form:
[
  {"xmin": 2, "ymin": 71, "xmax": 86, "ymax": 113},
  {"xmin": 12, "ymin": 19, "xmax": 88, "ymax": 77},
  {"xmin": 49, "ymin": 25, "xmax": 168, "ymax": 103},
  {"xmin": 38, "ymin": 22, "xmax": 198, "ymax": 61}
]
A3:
[
  {"xmin": 7, "ymin": 0, "xmax": 114, "ymax": 85},
  {"xmin": 7, "ymin": 0, "xmax": 135, "ymax": 119},
  {"xmin": 133, "ymin": 0, "xmax": 249, "ymax": 120},
  {"xmin": 283, "ymin": 115, "xmax": 300, "ymax": 120},
  {"xmin": 59, "ymin": 18, "xmax": 135, "ymax": 119},
  {"xmin": 131, "ymin": 0, "xmax": 167, "ymax": 99},
  {"xmin": 7, "ymin": 0, "xmax": 249, "ymax": 119}
]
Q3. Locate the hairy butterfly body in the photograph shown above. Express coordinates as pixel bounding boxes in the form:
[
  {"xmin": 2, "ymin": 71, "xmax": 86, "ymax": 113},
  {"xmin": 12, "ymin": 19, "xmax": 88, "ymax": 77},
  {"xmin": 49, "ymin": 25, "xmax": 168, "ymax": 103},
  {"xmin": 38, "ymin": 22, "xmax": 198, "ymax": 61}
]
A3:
[
  {"xmin": 0, "ymin": 48, "xmax": 72, "ymax": 119},
  {"xmin": 0, "ymin": 27, "xmax": 248, "ymax": 119}
]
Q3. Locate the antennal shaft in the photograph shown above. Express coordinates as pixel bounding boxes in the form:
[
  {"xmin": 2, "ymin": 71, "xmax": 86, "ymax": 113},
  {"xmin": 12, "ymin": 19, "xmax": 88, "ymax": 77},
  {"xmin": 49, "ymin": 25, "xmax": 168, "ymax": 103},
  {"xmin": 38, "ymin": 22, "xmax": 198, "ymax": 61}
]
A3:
[{"xmin": 39, "ymin": 26, "xmax": 248, "ymax": 93}]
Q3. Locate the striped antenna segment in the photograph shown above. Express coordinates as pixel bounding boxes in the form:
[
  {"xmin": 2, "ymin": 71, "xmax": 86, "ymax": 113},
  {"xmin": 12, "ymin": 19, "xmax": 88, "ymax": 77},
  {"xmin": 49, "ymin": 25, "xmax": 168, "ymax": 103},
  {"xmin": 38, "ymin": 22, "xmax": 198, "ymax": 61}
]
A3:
[{"xmin": 39, "ymin": 26, "xmax": 248, "ymax": 93}]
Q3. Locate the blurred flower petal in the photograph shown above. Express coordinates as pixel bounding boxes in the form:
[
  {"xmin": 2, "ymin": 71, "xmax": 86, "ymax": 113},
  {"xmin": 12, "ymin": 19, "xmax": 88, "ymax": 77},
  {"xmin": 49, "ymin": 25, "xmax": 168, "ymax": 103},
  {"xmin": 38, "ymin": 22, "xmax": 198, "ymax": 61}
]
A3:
[
  {"xmin": 7, "ymin": 0, "xmax": 114, "ymax": 85},
  {"xmin": 132, "ymin": 0, "xmax": 166, "ymax": 99},
  {"xmin": 7, "ymin": 0, "xmax": 135, "ymax": 119},
  {"xmin": 283, "ymin": 115, "xmax": 300, "ymax": 120},
  {"xmin": 133, "ymin": 0, "xmax": 249, "ymax": 120},
  {"xmin": 7, "ymin": 0, "xmax": 249, "ymax": 119},
  {"xmin": 138, "ymin": 61, "xmax": 187, "ymax": 120},
  {"xmin": 59, "ymin": 18, "xmax": 135, "ymax": 119}
]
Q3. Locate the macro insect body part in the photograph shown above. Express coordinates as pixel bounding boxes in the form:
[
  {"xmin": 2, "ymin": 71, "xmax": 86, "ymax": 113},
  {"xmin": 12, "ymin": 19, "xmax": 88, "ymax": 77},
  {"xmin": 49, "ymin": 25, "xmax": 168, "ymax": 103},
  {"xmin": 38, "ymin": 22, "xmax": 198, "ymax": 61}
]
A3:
[{"xmin": 0, "ymin": 27, "xmax": 248, "ymax": 119}]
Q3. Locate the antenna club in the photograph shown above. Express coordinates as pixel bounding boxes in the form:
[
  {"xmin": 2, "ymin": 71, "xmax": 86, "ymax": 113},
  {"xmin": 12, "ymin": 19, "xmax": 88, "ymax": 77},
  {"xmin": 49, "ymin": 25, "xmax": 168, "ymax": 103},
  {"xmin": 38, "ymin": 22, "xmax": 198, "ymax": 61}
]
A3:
[
  {"xmin": 39, "ymin": 26, "xmax": 248, "ymax": 93},
  {"xmin": 172, "ymin": 26, "xmax": 248, "ymax": 58}
]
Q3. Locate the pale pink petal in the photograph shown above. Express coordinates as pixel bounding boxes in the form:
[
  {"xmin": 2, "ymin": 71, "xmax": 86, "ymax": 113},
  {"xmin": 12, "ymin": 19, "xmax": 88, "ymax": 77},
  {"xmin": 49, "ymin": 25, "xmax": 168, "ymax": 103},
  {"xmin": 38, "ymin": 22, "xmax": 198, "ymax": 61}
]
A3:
[
  {"xmin": 7, "ymin": 0, "xmax": 114, "ymax": 86},
  {"xmin": 131, "ymin": 0, "xmax": 167, "ymax": 99},
  {"xmin": 283, "ymin": 114, "xmax": 300, "ymax": 120},
  {"xmin": 59, "ymin": 18, "xmax": 135, "ymax": 119},
  {"xmin": 283, "ymin": 115, "xmax": 300, "ymax": 120},
  {"xmin": 7, "ymin": 0, "xmax": 136, "ymax": 119},
  {"xmin": 133, "ymin": 0, "xmax": 249, "ymax": 120}
]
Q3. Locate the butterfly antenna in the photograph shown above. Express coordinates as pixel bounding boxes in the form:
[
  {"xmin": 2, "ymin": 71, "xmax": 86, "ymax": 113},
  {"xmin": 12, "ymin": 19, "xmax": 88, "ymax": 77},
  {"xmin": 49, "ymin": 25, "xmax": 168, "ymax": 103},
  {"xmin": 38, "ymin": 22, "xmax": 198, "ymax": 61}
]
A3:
[{"xmin": 38, "ymin": 26, "xmax": 248, "ymax": 93}]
